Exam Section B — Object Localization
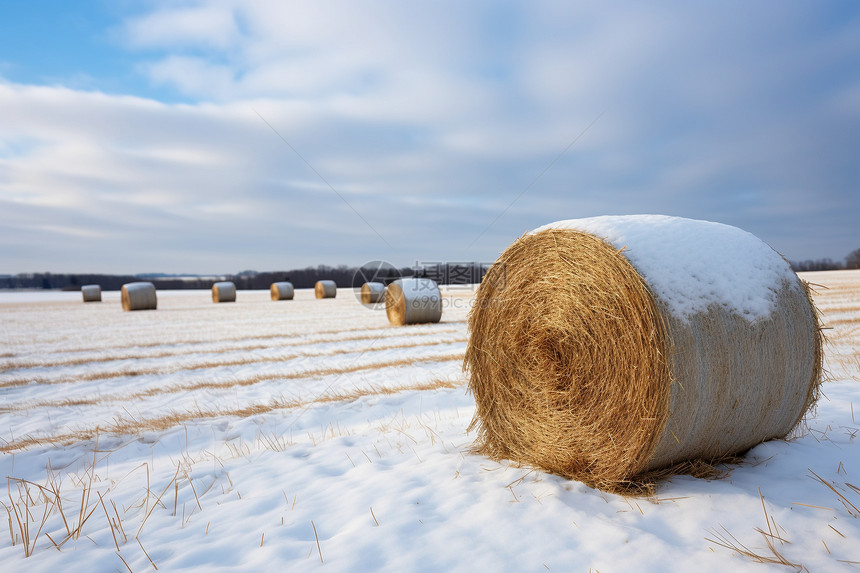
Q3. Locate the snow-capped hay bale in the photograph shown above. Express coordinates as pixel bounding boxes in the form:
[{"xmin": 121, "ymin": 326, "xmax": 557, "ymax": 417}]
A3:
[
  {"xmin": 270, "ymin": 282, "xmax": 295, "ymax": 301},
  {"xmin": 360, "ymin": 281, "xmax": 385, "ymax": 304},
  {"xmin": 212, "ymin": 281, "xmax": 236, "ymax": 303},
  {"xmin": 385, "ymin": 278, "xmax": 442, "ymax": 326},
  {"xmin": 315, "ymin": 280, "xmax": 337, "ymax": 299},
  {"xmin": 121, "ymin": 282, "xmax": 157, "ymax": 311},
  {"xmin": 81, "ymin": 284, "xmax": 101, "ymax": 302},
  {"xmin": 465, "ymin": 215, "xmax": 822, "ymax": 492}
]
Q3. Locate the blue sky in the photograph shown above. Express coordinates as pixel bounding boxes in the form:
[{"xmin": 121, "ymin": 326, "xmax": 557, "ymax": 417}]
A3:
[{"xmin": 1, "ymin": 1, "xmax": 858, "ymax": 274}]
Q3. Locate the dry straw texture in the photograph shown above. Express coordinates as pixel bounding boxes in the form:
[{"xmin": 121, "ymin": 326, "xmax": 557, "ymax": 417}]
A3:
[
  {"xmin": 270, "ymin": 281, "xmax": 295, "ymax": 301},
  {"xmin": 385, "ymin": 278, "xmax": 443, "ymax": 326},
  {"xmin": 121, "ymin": 282, "xmax": 157, "ymax": 311},
  {"xmin": 81, "ymin": 284, "xmax": 101, "ymax": 303},
  {"xmin": 361, "ymin": 282, "xmax": 386, "ymax": 304},
  {"xmin": 212, "ymin": 281, "xmax": 237, "ymax": 303},
  {"xmin": 465, "ymin": 228, "xmax": 821, "ymax": 493},
  {"xmin": 315, "ymin": 280, "xmax": 337, "ymax": 299}
]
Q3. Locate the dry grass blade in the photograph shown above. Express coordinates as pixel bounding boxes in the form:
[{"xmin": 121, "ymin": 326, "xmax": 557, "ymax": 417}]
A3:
[
  {"xmin": 181, "ymin": 469, "xmax": 202, "ymax": 511},
  {"xmin": 311, "ymin": 520, "xmax": 323, "ymax": 563},
  {"xmin": 5, "ymin": 478, "xmax": 57, "ymax": 558},
  {"xmin": 99, "ymin": 492, "xmax": 120, "ymax": 551},
  {"xmin": 111, "ymin": 499, "xmax": 127, "ymax": 543},
  {"xmin": 705, "ymin": 489, "xmax": 809, "ymax": 570},
  {"xmin": 117, "ymin": 550, "xmax": 135, "ymax": 572},
  {"xmin": 808, "ymin": 469, "xmax": 860, "ymax": 517},
  {"xmin": 792, "ymin": 502, "xmax": 834, "ymax": 511},
  {"xmin": 705, "ymin": 526, "xmax": 804, "ymax": 569},
  {"xmin": 137, "ymin": 465, "xmax": 181, "ymax": 538},
  {"xmin": 137, "ymin": 536, "xmax": 158, "ymax": 570}
]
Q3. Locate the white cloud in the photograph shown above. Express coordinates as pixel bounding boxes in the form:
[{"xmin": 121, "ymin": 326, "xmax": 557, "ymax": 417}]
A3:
[
  {"xmin": 0, "ymin": 1, "xmax": 858, "ymax": 273},
  {"xmin": 122, "ymin": 3, "xmax": 242, "ymax": 51}
]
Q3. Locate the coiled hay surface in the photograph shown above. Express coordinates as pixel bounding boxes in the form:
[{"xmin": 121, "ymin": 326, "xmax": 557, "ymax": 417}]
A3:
[{"xmin": 465, "ymin": 228, "xmax": 821, "ymax": 492}]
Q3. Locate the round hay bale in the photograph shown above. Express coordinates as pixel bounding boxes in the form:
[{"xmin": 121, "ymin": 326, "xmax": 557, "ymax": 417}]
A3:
[
  {"xmin": 465, "ymin": 215, "xmax": 822, "ymax": 492},
  {"xmin": 121, "ymin": 282, "xmax": 157, "ymax": 311},
  {"xmin": 81, "ymin": 284, "xmax": 101, "ymax": 303},
  {"xmin": 385, "ymin": 278, "xmax": 442, "ymax": 326},
  {"xmin": 270, "ymin": 281, "xmax": 295, "ymax": 301},
  {"xmin": 360, "ymin": 281, "xmax": 385, "ymax": 304},
  {"xmin": 212, "ymin": 281, "xmax": 236, "ymax": 303},
  {"xmin": 315, "ymin": 280, "xmax": 337, "ymax": 299}
]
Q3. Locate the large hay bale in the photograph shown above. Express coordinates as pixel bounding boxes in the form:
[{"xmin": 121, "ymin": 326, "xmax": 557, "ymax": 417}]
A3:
[
  {"xmin": 81, "ymin": 284, "xmax": 101, "ymax": 303},
  {"xmin": 270, "ymin": 281, "xmax": 295, "ymax": 301},
  {"xmin": 212, "ymin": 281, "xmax": 236, "ymax": 303},
  {"xmin": 360, "ymin": 281, "xmax": 385, "ymax": 304},
  {"xmin": 315, "ymin": 280, "xmax": 337, "ymax": 299},
  {"xmin": 465, "ymin": 215, "xmax": 822, "ymax": 492},
  {"xmin": 121, "ymin": 282, "xmax": 157, "ymax": 311},
  {"xmin": 385, "ymin": 278, "xmax": 442, "ymax": 326}
]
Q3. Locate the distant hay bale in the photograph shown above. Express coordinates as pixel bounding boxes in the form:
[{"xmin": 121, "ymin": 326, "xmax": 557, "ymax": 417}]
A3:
[
  {"xmin": 212, "ymin": 281, "xmax": 236, "ymax": 303},
  {"xmin": 121, "ymin": 282, "xmax": 157, "ymax": 311},
  {"xmin": 360, "ymin": 282, "xmax": 385, "ymax": 304},
  {"xmin": 465, "ymin": 215, "xmax": 822, "ymax": 493},
  {"xmin": 385, "ymin": 278, "xmax": 443, "ymax": 326},
  {"xmin": 81, "ymin": 284, "xmax": 101, "ymax": 303},
  {"xmin": 270, "ymin": 282, "xmax": 295, "ymax": 301},
  {"xmin": 315, "ymin": 280, "xmax": 337, "ymax": 299}
]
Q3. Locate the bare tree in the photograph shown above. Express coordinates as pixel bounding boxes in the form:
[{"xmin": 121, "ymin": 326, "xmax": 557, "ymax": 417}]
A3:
[{"xmin": 846, "ymin": 248, "xmax": 860, "ymax": 270}]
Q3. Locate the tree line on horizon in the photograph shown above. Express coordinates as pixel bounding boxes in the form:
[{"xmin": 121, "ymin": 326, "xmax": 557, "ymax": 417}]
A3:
[
  {"xmin": 790, "ymin": 248, "xmax": 860, "ymax": 272},
  {"xmin": 0, "ymin": 262, "xmax": 491, "ymax": 291},
  {"xmin": 2, "ymin": 249, "xmax": 856, "ymax": 291}
]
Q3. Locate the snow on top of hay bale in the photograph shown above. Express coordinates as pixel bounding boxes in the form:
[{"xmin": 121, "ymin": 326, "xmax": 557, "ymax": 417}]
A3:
[{"xmin": 533, "ymin": 215, "xmax": 799, "ymax": 321}]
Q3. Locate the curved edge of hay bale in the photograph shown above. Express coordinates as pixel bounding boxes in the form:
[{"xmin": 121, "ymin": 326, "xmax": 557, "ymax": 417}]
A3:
[
  {"xmin": 270, "ymin": 281, "xmax": 295, "ymax": 301},
  {"xmin": 465, "ymin": 216, "xmax": 822, "ymax": 493},
  {"xmin": 385, "ymin": 278, "xmax": 442, "ymax": 326},
  {"xmin": 360, "ymin": 281, "xmax": 385, "ymax": 304},
  {"xmin": 121, "ymin": 282, "xmax": 157, "ymax": 311},
  {"xmin": 81, "ymin": 284, "xmax": 102, "ymax": 303},
  {"xmin": 315, "ymin": 280, "xmax": 337, "ymax": 299},
  {"xmin": 212, "ymin": 281, "xmax": 237, "ymax": 303}
]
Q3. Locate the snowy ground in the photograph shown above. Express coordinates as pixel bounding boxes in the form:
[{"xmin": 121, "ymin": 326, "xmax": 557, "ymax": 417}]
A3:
[{"xmin": 0, "ymin": 273, "xmax": 858, "ymax": 572}]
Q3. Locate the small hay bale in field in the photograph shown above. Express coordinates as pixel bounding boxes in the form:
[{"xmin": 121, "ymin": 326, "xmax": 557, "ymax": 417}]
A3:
[
  {"xmin": 270, "ymin": 281, "xmax": 295, "ymax": 301},
  {"xmin": 121, "ymin": 282, "xmax": 157, "ymax": 311},
  {"xmin": 81, "ymin": 284, "xmax": 101, "ymax": 302},
  {"xmin": 385, "ymin": 278, "xmax": 442, "ymax": 326},
  {"xmin": 315, "ymin": 280, "xmax": 337, "ymax": 299},
  {"xmin": 212, "ymin": 281, "xmax": 237, "ymax": 303},
  {"xmin": 360, "ymin": 281, "xmax": 385, "ymax": 304},
  {"xmin": 465, "ymin": 215, "xmax": 822, "ymax": 493}
]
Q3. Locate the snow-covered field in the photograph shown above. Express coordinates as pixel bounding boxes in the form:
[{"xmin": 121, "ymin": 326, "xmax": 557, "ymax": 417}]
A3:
[{"xmin": 0, "ymin": 272, "xmax": 858, "ymax": 572}]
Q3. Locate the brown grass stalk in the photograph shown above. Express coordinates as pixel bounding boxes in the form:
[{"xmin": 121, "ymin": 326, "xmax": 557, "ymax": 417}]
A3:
[
  {"xmin": 311, "ymin": 520, "xmax": 323, "ymax": 563},
  {"xmin": 137, "ymin": 464, "xmax": 181, "ymax": 538},
  {"xmin": 808, "ymin": 469, "xmax": 860, "ymax": 517},
  {"xmin": 99, "ymin": 492, "xmax": 120, "ymax": 551},
  {"xmin": 137, "ymin": 537, "xmax": 158, "ymax": 570}
]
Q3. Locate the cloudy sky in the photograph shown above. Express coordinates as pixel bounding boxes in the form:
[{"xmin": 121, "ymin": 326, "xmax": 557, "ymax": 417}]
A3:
[{"xmin": 1, "ymin": 1, "xmax": 858, "ymax": 275}]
